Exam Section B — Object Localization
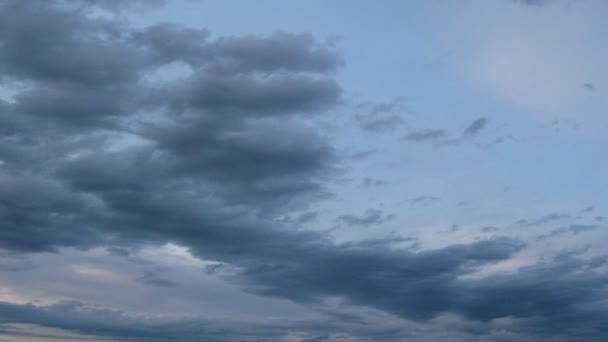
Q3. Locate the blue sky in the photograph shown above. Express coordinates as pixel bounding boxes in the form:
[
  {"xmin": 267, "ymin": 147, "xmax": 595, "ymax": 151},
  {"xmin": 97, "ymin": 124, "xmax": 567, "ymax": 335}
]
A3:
[{"xmin": 0, "ymin": 0, "xmax": 607, "ymax": 341}]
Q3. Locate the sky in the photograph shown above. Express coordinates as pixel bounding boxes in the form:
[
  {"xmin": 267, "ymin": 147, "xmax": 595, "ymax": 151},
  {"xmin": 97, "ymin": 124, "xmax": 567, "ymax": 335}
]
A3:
[{"xmin": 0, "ymin": 0, "xmax": 607, "ymax": 341}]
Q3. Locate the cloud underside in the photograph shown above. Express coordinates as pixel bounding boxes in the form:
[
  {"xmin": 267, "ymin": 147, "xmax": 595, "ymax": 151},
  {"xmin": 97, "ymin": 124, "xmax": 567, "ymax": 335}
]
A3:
[
  {"xmin": 1, "ymin": 249, "xmax": 606, "ymax": 341},
  {"xmin": 0, "ymin": 1, "xmax": 606, "ymax": 340}
]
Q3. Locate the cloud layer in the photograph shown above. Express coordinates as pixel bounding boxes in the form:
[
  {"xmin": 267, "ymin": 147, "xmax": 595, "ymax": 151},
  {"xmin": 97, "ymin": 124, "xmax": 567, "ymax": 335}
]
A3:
[{"xmin": 1, "ymin": 1, "xmax": 607, "ymax": 341}]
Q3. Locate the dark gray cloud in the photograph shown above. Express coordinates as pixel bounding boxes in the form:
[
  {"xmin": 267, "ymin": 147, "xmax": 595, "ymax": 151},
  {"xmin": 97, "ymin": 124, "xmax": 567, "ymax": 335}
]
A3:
[
  {"xmin": 480, "ymin": 226, "xmax": 499, "ymax": 233},
  {"xmin": 405, "ymin": 117, "xmax": 489, "ymax": 146},
  {"xmin": 357, "ymin": 115, "xmax": 404, "ymax": 132},
  {"xmin": 568, "ymin": 224, "xmax": 598, "ymax": 233},
  {"xmin": 0, "ymin": 251, "xmax": 34, "ymax": 272},
  {"xmin": 458, "ymin": 252, "xmax": 608, "ymax": 338},
  {"xmin": 2, "ymin": 248, "xmax": 608, "ymax": 341},
  {"xmin": 277, "ymin": 211, "xmax": 320, "ymax": 225},
  {"xmin": 143, "ymin": 119, "xmax": 337, "ymax": 210},
  {"xmin": 0, "ymin": 301, "xmax": 408, "ymax": 342},
  {"xmin": 0, "ymin": 172, "xmax": 101, "ymax": 252},
  {"xmin": 0, "ymin": 1, "xmax": 146, "ymax": 134},
  {"xmin": 0, "ymin": 300, "xmax": 287, "ymax": 341},
  {"xmin": 208, "ymin": 32, "xmax": 343, "ymax": 74},
  {"xmin": 337, "ymin": 209, "xmax": 394, "ymax": 227},
  {"xmin": 14, "ymin": 84, "xmax": 134, "ymax": 129},
  {"xmin": 134, "ymin": 25, "xmax": 342, "ymax": 73},
  {"xmin": 106, "ymin": 247, "xmax": 130, "ymax": 257},
  {"xmin": 463, "ymin": 117, "xmax": 488, "ymax": 136},
  {"xmin": 164, "ymin": 73, "xmax": 341, "ymax": 116},
  {"xmin": 0, "ymin": 1, "xmax": 141, "ymax": 87},
  {"xmin": 70, "ymin": 0, "xmax": 167, "ymax": 12},
  {"xmin": 295, "ymin": 211, "xmax": 320, "ymax": 224},
  {"xmin": 136, "ymin": 271, "xmax": 178, "ymax": 288},
  {"xmin": 1, "ymin": 2, "xmax": 607, "ymax": 341},
  {"xmin": 404, "ymin": 129, "xmax": 447, "ymax": 142}
]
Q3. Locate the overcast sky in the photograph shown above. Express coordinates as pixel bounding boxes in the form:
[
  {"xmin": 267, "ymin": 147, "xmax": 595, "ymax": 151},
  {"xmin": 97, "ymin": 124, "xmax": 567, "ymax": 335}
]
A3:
[{"xmin": 1, "ymin": 0, "xmax": 607, "ymax": 341}]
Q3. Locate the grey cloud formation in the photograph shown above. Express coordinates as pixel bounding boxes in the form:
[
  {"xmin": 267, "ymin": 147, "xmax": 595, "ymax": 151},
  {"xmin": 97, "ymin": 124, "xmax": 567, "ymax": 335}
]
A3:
[
  {"xmin": 354, "ymin": 101, "xmax": 406, "ymax": 133},
  {"xmin": 106, "ymin": 247, "xmax": 130, "ymax": 257},
  {"xmin": 407, "ymin": 196, "xmax": 441, "ymax": 206},
  {"xmin": 1, "ymin": 1, "xmax": 607, "ymax": 341},
  {"xmin": 135, "ymin": 25, "xmax": 342, "ymax": 73},
  {"xmin": 337, "ymin": 209, "xmax": 394, "ymax": 227},
  {"xmin": 2, "ymin": 248, "xmax": 608, "ymax": 341},
  {"xmin": 349, "ymin": 150, "xmax": 375, "ymax": 160},
  {"xmin": 295, "ymin": 211, "xmax": 320, "ymax": 223},
  {"xmin": 517, "ymin": 212, "xmax": 570, "ymax": 227},
  {"xmin": 404, "ymin": 129, "xmax": 447, "ymax": 141},
  {"xmin": 0, "ymin": 251, "xmax": 34, "ymax": 272},
  {"xmin": 582, "ymin": 82, "xmax": 596, "ymax": 92},
  {"xmin": 480, "ymin": 226, "xmax": 499, "ymax": 233},
  {"xmin": 361, "ymin": 177, "xmax": 386, "ymax": 188},
  {"xmin": 0, "ymin": 3, "xmax": 138, "ymax": 87},
  {"xmin": 463, "ymin": 117, "xmax": 488, "ymax": 136},
  {"xmin": 136, "ymin": 271, "xmax": 178, "ymax": 288},
  {"xmin": 459, "ymin": 252, "xmax": 608, "ymax": 337},
  {"xmin": 235, "ymin": 237, "xmax": 526, "ymax": 321},
  {"xmin": 0, "ymin": 300, "xmax": 291, "ymax": 342},
  {"xmin": 0, "ymin": 301, "xmax": 446, "ymax": 342},
  {"xmin": 404, "ymin": 117, "xmax": 488, "ymax": 146},
  {"xmin": 537, "ymin": 224, "xmax": 599, "ymax": 240},
  {"xmin": 277, "ymin": 211, "xmax": 320, "ymax": 225},
  {"xmin": 163, "ymin": 73, "xmax": 341, "ymax": 115},
  {"xmin": 72, "ymin": 0, "xmax": 167, "ymax": 11},
  {"xmin": 513, "ymin": 0, "xmax": 553, "ymax": 6},
  {"xmin": 358, "ymin": 115, "xmax": 404, "ymax": 132},
  {"xmin": 208, "ymin": 32, "xmax": 343, "ymax": 74},
  {"xmin": 564, "ymin": 224, "xmax": 598, "ymax": 233}
]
